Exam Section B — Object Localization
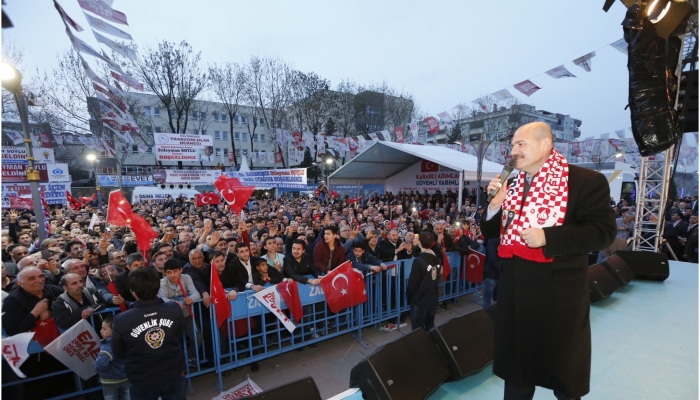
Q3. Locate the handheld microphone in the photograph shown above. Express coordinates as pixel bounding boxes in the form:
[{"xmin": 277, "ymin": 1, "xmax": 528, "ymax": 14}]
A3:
[{"xmin": 486, "ymin": 158, "xmax": 517, "ymax": 204}]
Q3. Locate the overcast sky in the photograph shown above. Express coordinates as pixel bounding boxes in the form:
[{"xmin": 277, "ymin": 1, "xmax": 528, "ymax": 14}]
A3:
[{"xmin": 3, "ymin": 0, "xmax": 633, "ymax": 139}]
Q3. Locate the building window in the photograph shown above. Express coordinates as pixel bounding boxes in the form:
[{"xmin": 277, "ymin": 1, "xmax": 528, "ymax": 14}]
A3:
[
  {"xmin": 240, "ymin": 116, "xmax": 246, "ymax": 124},
  {"xmin": 191, "ymin": 111, "xmax": 199, "ymax": 120},
  {"xmin": 215, "ymin": 148, "xmax": 221, "ymax": 156},
  {"xmin": 223, "ymin": 149, "xmax": 229, "ymax": 157},
  {"xmin": 235, "ymin": 132, "xmax": 247, "ymax": 142},
  {"xmin": 253, "ymin": 133, "xmax": 265, "ymax": 143},
  {"xmin": 233, "ymin": 116, "xmax": 239, "ymax": 123},
  {"xmin": 214, "ymin": 131, "xmax": 221, "ymax": 140},
  {"xmin": 143, "ymin": 106, "xmax": 150, "ymax": 115},
  {"xmin": 202, "ymin": 130, "xmax": 207, "ymax": 136},
  {"xmin": 191, "ymin": 129, "xmax": 199, "ymax": 135},
  {"xmin": 153, "ymin": 107, "xmax": 160, "ymax": 117},
  {"xmin": 220, "ymin": 114, "xmax": 227, "ymax": 123},
  {"xmin": 221, "ymin": 131, "xmax": 228, "ymax": 140},
  {"xmin": 213, "ymin": 114, "xmax": 219, "ymax": 121},
  {"xmin": 200, "ymin": 112, "xmax": 206, "ymax": 120},
  {"xmin": 132, "ymin": 145, "xmax": 138, "ymax": 153},
  {"xmin": 155, "ymin": 126, "xmax": 162, "ymax": 133},
  {"xmin": 147, "ymin": 146, "xmax": 153, "ymax": 154}
]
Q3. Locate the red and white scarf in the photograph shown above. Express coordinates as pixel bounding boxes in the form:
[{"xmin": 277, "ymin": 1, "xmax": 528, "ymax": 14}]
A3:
[{"xmin": 498, "ymin": 149, "xmax": 569, "ymax": 262}]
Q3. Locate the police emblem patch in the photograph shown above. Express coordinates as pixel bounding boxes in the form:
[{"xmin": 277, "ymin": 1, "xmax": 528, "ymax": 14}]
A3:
[{"xmin": 145, "ymin": 327, "xmax": 165, "ymax": 349}]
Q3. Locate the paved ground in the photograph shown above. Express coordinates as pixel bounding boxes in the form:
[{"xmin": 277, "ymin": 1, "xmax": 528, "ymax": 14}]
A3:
[{"xmin": 188, "ymin": 292, "xmax": 484, "ymax": 399}]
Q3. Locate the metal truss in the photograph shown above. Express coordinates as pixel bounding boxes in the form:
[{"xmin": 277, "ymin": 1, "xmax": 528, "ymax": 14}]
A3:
[{"xmin": 632, "ymin": 147, "xmax": 675, "ymax": 252}]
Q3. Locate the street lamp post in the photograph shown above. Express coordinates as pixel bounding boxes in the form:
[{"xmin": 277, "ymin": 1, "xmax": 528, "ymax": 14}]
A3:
[
  {"xmin": 325, "ymin": 157, "xmax": 334, "ymax": 187},
  {"xmin": 1, "ymin": 63, "xmax": 47, "ymax": 242},
  {"xmin": 86, "ymin": 153, "xmax": 102, "ymax": 209}
]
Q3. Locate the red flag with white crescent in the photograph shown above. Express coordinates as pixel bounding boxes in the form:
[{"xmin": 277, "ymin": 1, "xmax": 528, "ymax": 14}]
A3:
[
  {"xmin": 210, "ymin": 267, "xmax": 232, "ymax": 329},
  {"xmin": 319, "ymin": 261, "xmax": 367, "ymax": 313},
  {"xmin": 463, "ymin": 249, "xmax": 485, "ymax": 284},
  {"xmin": 106, "ymin": 190, "xmax": 132, "ymax": 226},
  {"xmin": 196, "ymin": 193, "xmax": 221, "ymax": 207},
  {"xmin": 214, "ymin": 175, "xmax": 254, "ymax": 215},
  {"xmin": 278, "ymin": 280, "xmax": 303, "ymax": 324}
]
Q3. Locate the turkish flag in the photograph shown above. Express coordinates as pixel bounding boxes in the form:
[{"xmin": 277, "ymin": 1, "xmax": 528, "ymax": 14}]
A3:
[
  {"xmin": 129, "ymin": 213, "xmax": 159, "ymax": 251},
  {"xmin": 463, "ymin": 249, "xmax": 485, "ymax": 283},
  {"xmin": 210, "ymin": 267, "xmax": 232, "ymax": 329},
  {"xmin": 278, "ymin": 280, "xmax": 303, "ymax": 324},
  {"xmin": 79, "ymin": 193, "xmax": 96, "ymax": 204},
  {"xmin": 320, "ymin": 261, "xmax": 367, "ymax": 313},
  {"xmin": 107, "ymin": 282, "xmax": 127, "ymax": 312},
  {"xmin": 106, "ymin": 190, "xmax": 133, "ymax": 226},
  {"xmin": 196, "ymin": 193, "xmax": 221, "ymax": 207},
  {"xmin": 9, "ymin": 197, "xmax": 33, "ymax": 210},
  {"xmin": 421, "ymin": 160, "xmax": 439, "ymax": 172},
  {"xmin": 66, "ymin": 191, "xmax": 84, "ymax": 212},
  {"xmin": 31, "ymin": 318, "xmax": 60, "ymax": 348},
  {"xmin": 213, "ymin": 175, "xmax": 254, "ymax": 215},
  {"xmin": 330, "ymin": 191, "xmax": 338, "ymax": 199}
]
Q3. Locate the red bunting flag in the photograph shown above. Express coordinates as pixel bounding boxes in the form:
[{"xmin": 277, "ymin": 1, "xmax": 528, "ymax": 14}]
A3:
[
  {"xmin": 394, "ymin": 126, "xmax": 405, "ymax": 143},
  {"xmin": 513, "ymin": 80, "xmax": 541, "ymax": 97},
  {"xmin": 196, "ymin": 193, "xmax": 221, "ymax": 207},
  {"xmin": 213, "ymin": 175, "xmax": 254, "ymax": 215},
  {"xmin": 278, "ymin": 280, "xmax": 303, "ymax": 324},
  {"xmin": 463, "ymin": 249, "xmax": 485, "ymax": 284},
  {"xmin": 54, "ymin": 0, "xmax": 84, "ymax": 32},
  {"xmin": 106, "ymin": 190, "xmax": 132, "ymax": 226},
  {"xmin": 424, "ymin": 116, "xmax": 441, "ymax": 135},
  {"xmin": 319, "ymin": 261, "xmax": 367, "ymax": 313},
  {"xmin": 77, "ymin": 0, "xmax": 128, "ymax": 26},
  {"xmin": 79, "ymin": 193, "xmax": 97, "ymax": 204},
  {"xmin": 210, "ymin": 267, "xmax": 232, "ymax": 329}
]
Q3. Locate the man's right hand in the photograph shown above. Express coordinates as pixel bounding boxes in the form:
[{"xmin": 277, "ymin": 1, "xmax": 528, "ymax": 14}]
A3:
[
  {"xmin": 486, "ymin": 174, "xmax": 508, "ymax": 211},
  {"xmin": 227, "ymin": 290, "xmax": 238, "ymax": 301},
  {"xmin": 31, "ymin": 299, "xmax": 49, "ymax": 318},
  {"xmin": 308, "ymin": 279, "xmax": 320, "ymax": 285}
]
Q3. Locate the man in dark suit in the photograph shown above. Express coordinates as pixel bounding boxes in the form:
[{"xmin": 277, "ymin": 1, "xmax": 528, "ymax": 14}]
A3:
[
  {"xmin": 481, "ymin": 122, "xmax": 616, "ymax": 400},
  {"xmin": 680, "ymin": 213, "xmax": 698, "ymax": 262},
  {"xmin": 663, "ymin": 211, "xmax": 688, "ymax": 260}
]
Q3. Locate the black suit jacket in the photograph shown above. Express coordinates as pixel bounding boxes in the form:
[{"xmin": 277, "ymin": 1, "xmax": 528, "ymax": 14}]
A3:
[{"xmin": 225, "ymin": 255, "xmax": 254, "ymax": 292}]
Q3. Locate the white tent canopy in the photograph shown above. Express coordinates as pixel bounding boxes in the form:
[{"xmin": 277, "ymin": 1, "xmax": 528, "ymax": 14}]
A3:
[{"xmin": 328, "ymin": 141, "xmax": 506, "ymax": 205}]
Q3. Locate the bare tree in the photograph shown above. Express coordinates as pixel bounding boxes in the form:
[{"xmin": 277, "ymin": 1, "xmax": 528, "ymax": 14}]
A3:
[
  {"xmin": 240, "ymin": 104, "xmax": 264, "ymax": 169},
  {"xmin": 288, "ymin": 70, "xmax": 332, "ymax": 160},
  {"xmin": 247, "ymin": 56, "xmax": 292, "ymax": 168},
  {"xmin": 131, "ymin": 40, "xmax": 208, "ymax": 134},
  {"xmin": 208, "ymin": 62, "xmax": 247, "ymax": 166},
  {"xmin": 328, "ymin": 79, "xmax": 357, "ymax": 163}
]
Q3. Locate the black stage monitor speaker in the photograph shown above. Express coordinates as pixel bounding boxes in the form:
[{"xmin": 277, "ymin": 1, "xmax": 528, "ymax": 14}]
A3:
[
  {"xmin": 349, "ymin": 328, "xmax": 449, "ymax": 400},
  {"xmin": 602, "ymin": 255, "xmax": 635, "ymax": 286},
  {"xmin": 242, "ymin": 377, "xmax": 321, "ymax": 400},
  {"xmin": 428, "ymin": 309, "xmax": 494, "ymax": 381},
  {"xmin": 589, "ymin": 263, "xmax": 621, "ymax": 302},
  {"xmin": 614, "ymin": 250, "xmax": 669, "ymax": 282}
]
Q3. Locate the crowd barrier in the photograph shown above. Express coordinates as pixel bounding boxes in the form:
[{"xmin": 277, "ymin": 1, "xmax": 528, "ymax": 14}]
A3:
[{"xmin": 1, "ymin": 252, "xmax": 480, "ymax": 398}]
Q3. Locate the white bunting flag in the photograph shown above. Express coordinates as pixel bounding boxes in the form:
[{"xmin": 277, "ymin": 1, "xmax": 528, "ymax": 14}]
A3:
[
  {"xmin": 100, "ymin": 138, "xmax": 116, "ymax": 157},
  {"xmin": 54, "ymin": 134, "xmax": 65, "ymax": 148},
  {"xmin": 78, "ymin": 137, "xmax": 98, "ymax": 150},
  {"xmin": 615, "ymin": 129, "xmax": 625, "ymax": 139},
  {"xmin": 2, "ymin": 331, "xmax": 35, "ymax": 378},
  {"xmin": 267, "ymin": 150, "xmax": 274, "ymax": 164},
  {"xmin": 408, "ymin": 122, "xmax": 418, "ymax": 137},
  {"xmin": 610, "ymin": 38, "xmax": 628, "ymax": 54},
  {"xmin": 378, "ymin": 130, "xmax": 391, "ymax": 141},
  {"xmin": 93, "ymin": 31, "xmax": 137, "ymax": 61},
  {"xmin": 368, "ymin": 132, "xmax": 378, "ymax": 142},
  {"xmin": 472, "ymin": 97, "xmax": 489, "ymax": 112},
  {"xmin": 211, "ymin": 377, "xmax": 263, "ymax": 400},
  {"xmin": 110, "ymin": 71, "xmax": 144, "ymax": 91},
  {"xmin": 88, "ymin": 213, "xmax": 99, "ymax": 230},
  {"xmin": 491, "ymin": 89, "xmax": 516, "ymax": 102},
  {"xmin": 79, "ymin": 56, "xmax": 109, "ymax": 88},
  {"xmin": 83, "ymin": 12, "xmax": 132, "ymax": 40},
  {"xmin": 573, "ymin": 52, "xmax": 596, "ymax": 72},
  {"xmin": 44, "ymin": 319, "xmax": 101, "ymax": 380},
  {"xmin": 436, "ymin": 112, "xmax": 456, "ymax": 129},
  {"xmin": 545, "ymin": 65, "xmax": 576, "ymax": 79},
  {"xmin": 253, "ymin": 285, "xmax": 296, "ymax": 333},
  {"xmin": 4, "ymin": 129, "xmax": 24, "ymax": 145},
  {"xmin": 54, "ymin": 0, "xmax": 84, "ymax": 32}
]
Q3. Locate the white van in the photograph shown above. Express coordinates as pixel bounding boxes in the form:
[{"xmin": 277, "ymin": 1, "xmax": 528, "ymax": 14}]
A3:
[
  {"xmin": 573, "ymin": 161, "xmax": 638, "ymax": 204},
  {"xmin": 131, "ymin": 187, "xmax": 201, "ymax": 204}
]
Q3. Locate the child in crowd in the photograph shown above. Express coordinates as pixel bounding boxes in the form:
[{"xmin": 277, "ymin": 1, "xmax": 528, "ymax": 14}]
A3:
[
  {"xmin": 158, "ymin": 259, "xmax": 202, "ymax": 365},
  {"xmin": 94, "ymin": 316, "xmax": 129, "ymax": 400},
  {"xmin": 252, "ymin": 257, "xmax": 285, "ymax": 286}
]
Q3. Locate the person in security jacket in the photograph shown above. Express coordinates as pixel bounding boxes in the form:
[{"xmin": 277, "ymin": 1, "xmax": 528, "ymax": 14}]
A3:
[
  {"xmin": 405, "ymin": 231, "xmax": 442, "ymax": 331},
  {"xmin": 111, "ymin": 267, "xmax": 186, "ymax": 398}
]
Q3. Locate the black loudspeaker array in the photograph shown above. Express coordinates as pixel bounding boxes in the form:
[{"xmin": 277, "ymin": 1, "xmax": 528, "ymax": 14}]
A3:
[{"xmin": 242, "ymin": 377, "xmax": 322, "ymax": 400}]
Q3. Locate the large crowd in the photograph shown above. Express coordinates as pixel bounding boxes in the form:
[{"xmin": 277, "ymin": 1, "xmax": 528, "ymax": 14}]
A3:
[{"xmin": 1, "ymin": 186, "xmax": 697, "ymax": 398}]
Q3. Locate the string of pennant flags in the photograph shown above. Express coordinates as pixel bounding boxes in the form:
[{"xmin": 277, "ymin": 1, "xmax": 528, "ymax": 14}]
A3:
[
  {"xmin": 49, "ymin": 5, "xmax": 684, "ymax": 171},
  {"xmin": 53, "ymin": 0, "xmax": 145, "ymax": 158}
]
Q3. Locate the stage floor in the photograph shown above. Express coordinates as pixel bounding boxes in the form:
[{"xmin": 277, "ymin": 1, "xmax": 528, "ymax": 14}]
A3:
[
  {"xmin": 191, "ymin": 261, "xmax": 697, "ymax": 399},
  {"xmin": 419, "ymin": 261, "xmax": 698, "ymax": 400}
]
